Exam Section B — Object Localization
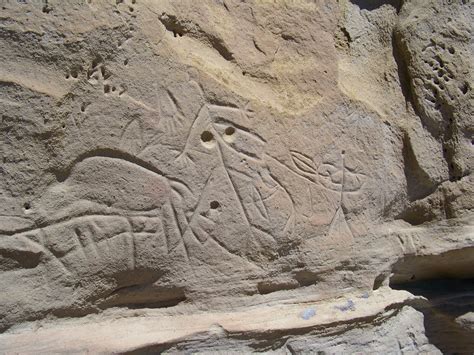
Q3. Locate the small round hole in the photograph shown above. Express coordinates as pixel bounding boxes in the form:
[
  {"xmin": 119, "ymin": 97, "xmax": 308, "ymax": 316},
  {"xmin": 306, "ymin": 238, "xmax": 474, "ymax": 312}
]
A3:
[
  {"xmin": 225, "ymin": 126, "xmax": 235, "ymax": 136},
  {"xmin": 201, "ymin": 131, "xmax": 213, "ymax": 142},
  {"xmin": 448, "ymin": 47, "xmax": 455, "ymax": 54},
  {"xmin": 23, "ymin": 202, "xmax": 31, "ymax": 210},
  {"xmin": 210, "ymin": 201, "xmax": 220, "ymax": 209}
]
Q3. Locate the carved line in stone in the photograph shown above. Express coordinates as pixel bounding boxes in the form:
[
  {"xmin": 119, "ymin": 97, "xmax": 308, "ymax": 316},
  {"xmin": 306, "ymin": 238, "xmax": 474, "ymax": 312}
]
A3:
[
  {"xmin": 1, "ymin": 209, "xmax": 196, "ymax": 276},
  {"xmin": 267, "ymin": 149, "xmax": 368, "ymax": 240}
]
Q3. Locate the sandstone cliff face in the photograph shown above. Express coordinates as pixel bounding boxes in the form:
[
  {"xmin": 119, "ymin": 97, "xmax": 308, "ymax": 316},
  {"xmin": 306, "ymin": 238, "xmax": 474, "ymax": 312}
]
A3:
[{"xmin": 0, "ymin": 0, "xmax": 472, "ymax": 352}]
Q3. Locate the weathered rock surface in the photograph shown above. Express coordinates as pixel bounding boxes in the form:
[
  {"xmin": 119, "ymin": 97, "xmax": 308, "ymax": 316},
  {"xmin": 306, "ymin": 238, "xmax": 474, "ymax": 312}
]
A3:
[
  {"xmin": 0, "ymin": 288, "xmax": 440, "ymax": 354},
  {"xmin": 0, "ymin": 0, "xmax": 472, "ymax": 352},
  {"xmin": 457, "ymin": 312, "xmax": 474, "ymax": 330}
]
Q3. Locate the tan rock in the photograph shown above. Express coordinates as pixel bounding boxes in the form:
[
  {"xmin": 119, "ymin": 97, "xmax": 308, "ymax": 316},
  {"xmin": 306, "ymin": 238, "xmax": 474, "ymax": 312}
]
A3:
[{"xmin": 0, "ymin": 0, "xmax": 472, "ymax": 351}]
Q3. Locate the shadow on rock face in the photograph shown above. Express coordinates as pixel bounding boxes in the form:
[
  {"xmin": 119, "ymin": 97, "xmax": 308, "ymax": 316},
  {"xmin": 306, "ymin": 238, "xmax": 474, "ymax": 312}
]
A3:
[
  {"xmin": 350, "ymin": 0, "xmax": 402, "ymax": 11},
  {"xmin": 392, "ymin": 278, "xmax": 474, "ymax": 354}
]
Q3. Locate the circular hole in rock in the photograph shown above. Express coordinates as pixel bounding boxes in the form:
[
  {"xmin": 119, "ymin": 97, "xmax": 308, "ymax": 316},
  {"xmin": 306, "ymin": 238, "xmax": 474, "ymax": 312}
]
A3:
[
  {"xmin": 201, "ymin": 131, "xmax": 213, "ymax": 143},
  {"xmin": 23, "ymin": 202, "xmax": 31, "ymax": 210},
  {"xmin": 210, "ymin": 201, "xmax": 220, "ymax": 209},
  {"xmin": 225, "ymin": 127, "xmax": 235, "ymax": 136}
]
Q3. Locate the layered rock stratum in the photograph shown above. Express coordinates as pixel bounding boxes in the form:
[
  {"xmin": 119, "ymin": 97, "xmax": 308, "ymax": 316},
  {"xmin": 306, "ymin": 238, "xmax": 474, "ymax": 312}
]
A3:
[{"xmin": 0, "ymin": 0, "xmax": 473, "ymax": 353}]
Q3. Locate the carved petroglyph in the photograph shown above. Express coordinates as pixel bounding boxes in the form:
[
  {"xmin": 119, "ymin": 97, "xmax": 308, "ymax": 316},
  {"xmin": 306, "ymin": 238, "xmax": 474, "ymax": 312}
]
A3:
[
  {"xmin": 1, "ymin": 76, "xmax": 370, "ymax": 273},
  {"xmin": 1, "ymin": 100, "xmax": 372, "ymax": 275},
  {"xmin": 175, "ymin": 102, "xmax": 296, "ymax": 258},
  {"xmin": 266, "ymin": 146, "xmax": 369, "ymax": 243},
  {"xmin": 0, "ymin": 213, "xmax": 177, "ymax": 280}
]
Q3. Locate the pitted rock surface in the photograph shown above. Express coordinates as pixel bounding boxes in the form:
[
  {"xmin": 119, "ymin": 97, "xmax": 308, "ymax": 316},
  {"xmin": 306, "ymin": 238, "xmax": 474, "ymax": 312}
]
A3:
[{"xmin": 0, "ymin": 0, "xmax": 472, "ymax": 352}]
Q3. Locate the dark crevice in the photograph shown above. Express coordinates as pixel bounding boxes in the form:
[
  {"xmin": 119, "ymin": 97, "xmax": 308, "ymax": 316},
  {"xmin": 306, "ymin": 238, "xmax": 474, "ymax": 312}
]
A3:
[
  {"xmin": 398, "ymin": 202, "xmax": 438, "ymax": 226},
  {"xmin": 443, "ymin": 115, "xmax": 465, "ymax": 182},
  {"xmin": 293, "ymin": 270, "xmax": 323, "ymax": 287},
  {"xmin": 340, "ymin": 26, "xmax": 351, "ymax": 45},
  {"xmin": 207, "ymin": 34, "xmax": 235, "ymax": 61},
  {"xmin": 350, "ymin": 0, "xmax": 403, "ymax": 12},
  {"xmin": 389, "ymin": 247, "xmax": 474, "ymax": 285},
  {"xmin": 373, "ymin": 273, "xmax": 387, "ymax": 290},
  {"xmin": 158, "ymin": 13, "xmax": 187, "ymax": 37},
  {"xmin": 281, "ymin": 33, "xmax": 299, "ymax": 42},
  {"xmin": 390, "ymin": 249, "xmax": 474, "ymax": 353},
  {"xmin": 99, "ymin": 278, "xmax": 186, "ymax": 310},
  {"xmin": 257, "ymin": 281, "xmax": 298, "ymax": 295},
  {"xmin": 400, "ymin": 132, "xmax": 437, "ymax": 202},
  {"xmin": 392, "ymin": 279, "xmax": 474, "ymax": 354},
  {"xmin": 392, "ymin": 31, "xmax": 415, "ymax": 110}
]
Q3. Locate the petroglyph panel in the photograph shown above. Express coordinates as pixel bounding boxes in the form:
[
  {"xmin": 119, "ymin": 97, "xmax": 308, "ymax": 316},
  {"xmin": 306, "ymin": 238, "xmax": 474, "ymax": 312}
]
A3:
[{"xmin": 0, "ymin": 0, "xmax": 472, "ymax": 337}]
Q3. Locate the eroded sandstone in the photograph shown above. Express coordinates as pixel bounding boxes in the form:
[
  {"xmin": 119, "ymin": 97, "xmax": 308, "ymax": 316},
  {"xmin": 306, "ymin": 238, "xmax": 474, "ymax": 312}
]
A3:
[{"xmin": 0, "ymin": 0, "xmax": 472, "ymax": 352}]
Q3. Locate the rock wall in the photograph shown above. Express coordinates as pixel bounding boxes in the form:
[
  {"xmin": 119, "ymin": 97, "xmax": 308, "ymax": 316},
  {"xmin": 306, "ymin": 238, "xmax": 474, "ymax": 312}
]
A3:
[{"xmin": 0, "ymin": 0, "xmax": 472, "ymax": 352}]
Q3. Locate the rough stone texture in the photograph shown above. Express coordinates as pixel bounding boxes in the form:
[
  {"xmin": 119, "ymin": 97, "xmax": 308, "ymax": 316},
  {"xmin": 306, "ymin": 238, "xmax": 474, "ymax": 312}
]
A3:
[
  {"xmin": 0, "ymin": 289, "xmax": 440, "ymax": 353},
  {"xmin": 0, "ymin": 0, "xmax": 472, "ymax": 352},
  {"xmin": 457, "ymin": 312, "xmax": 474, "ymax": 330}
]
